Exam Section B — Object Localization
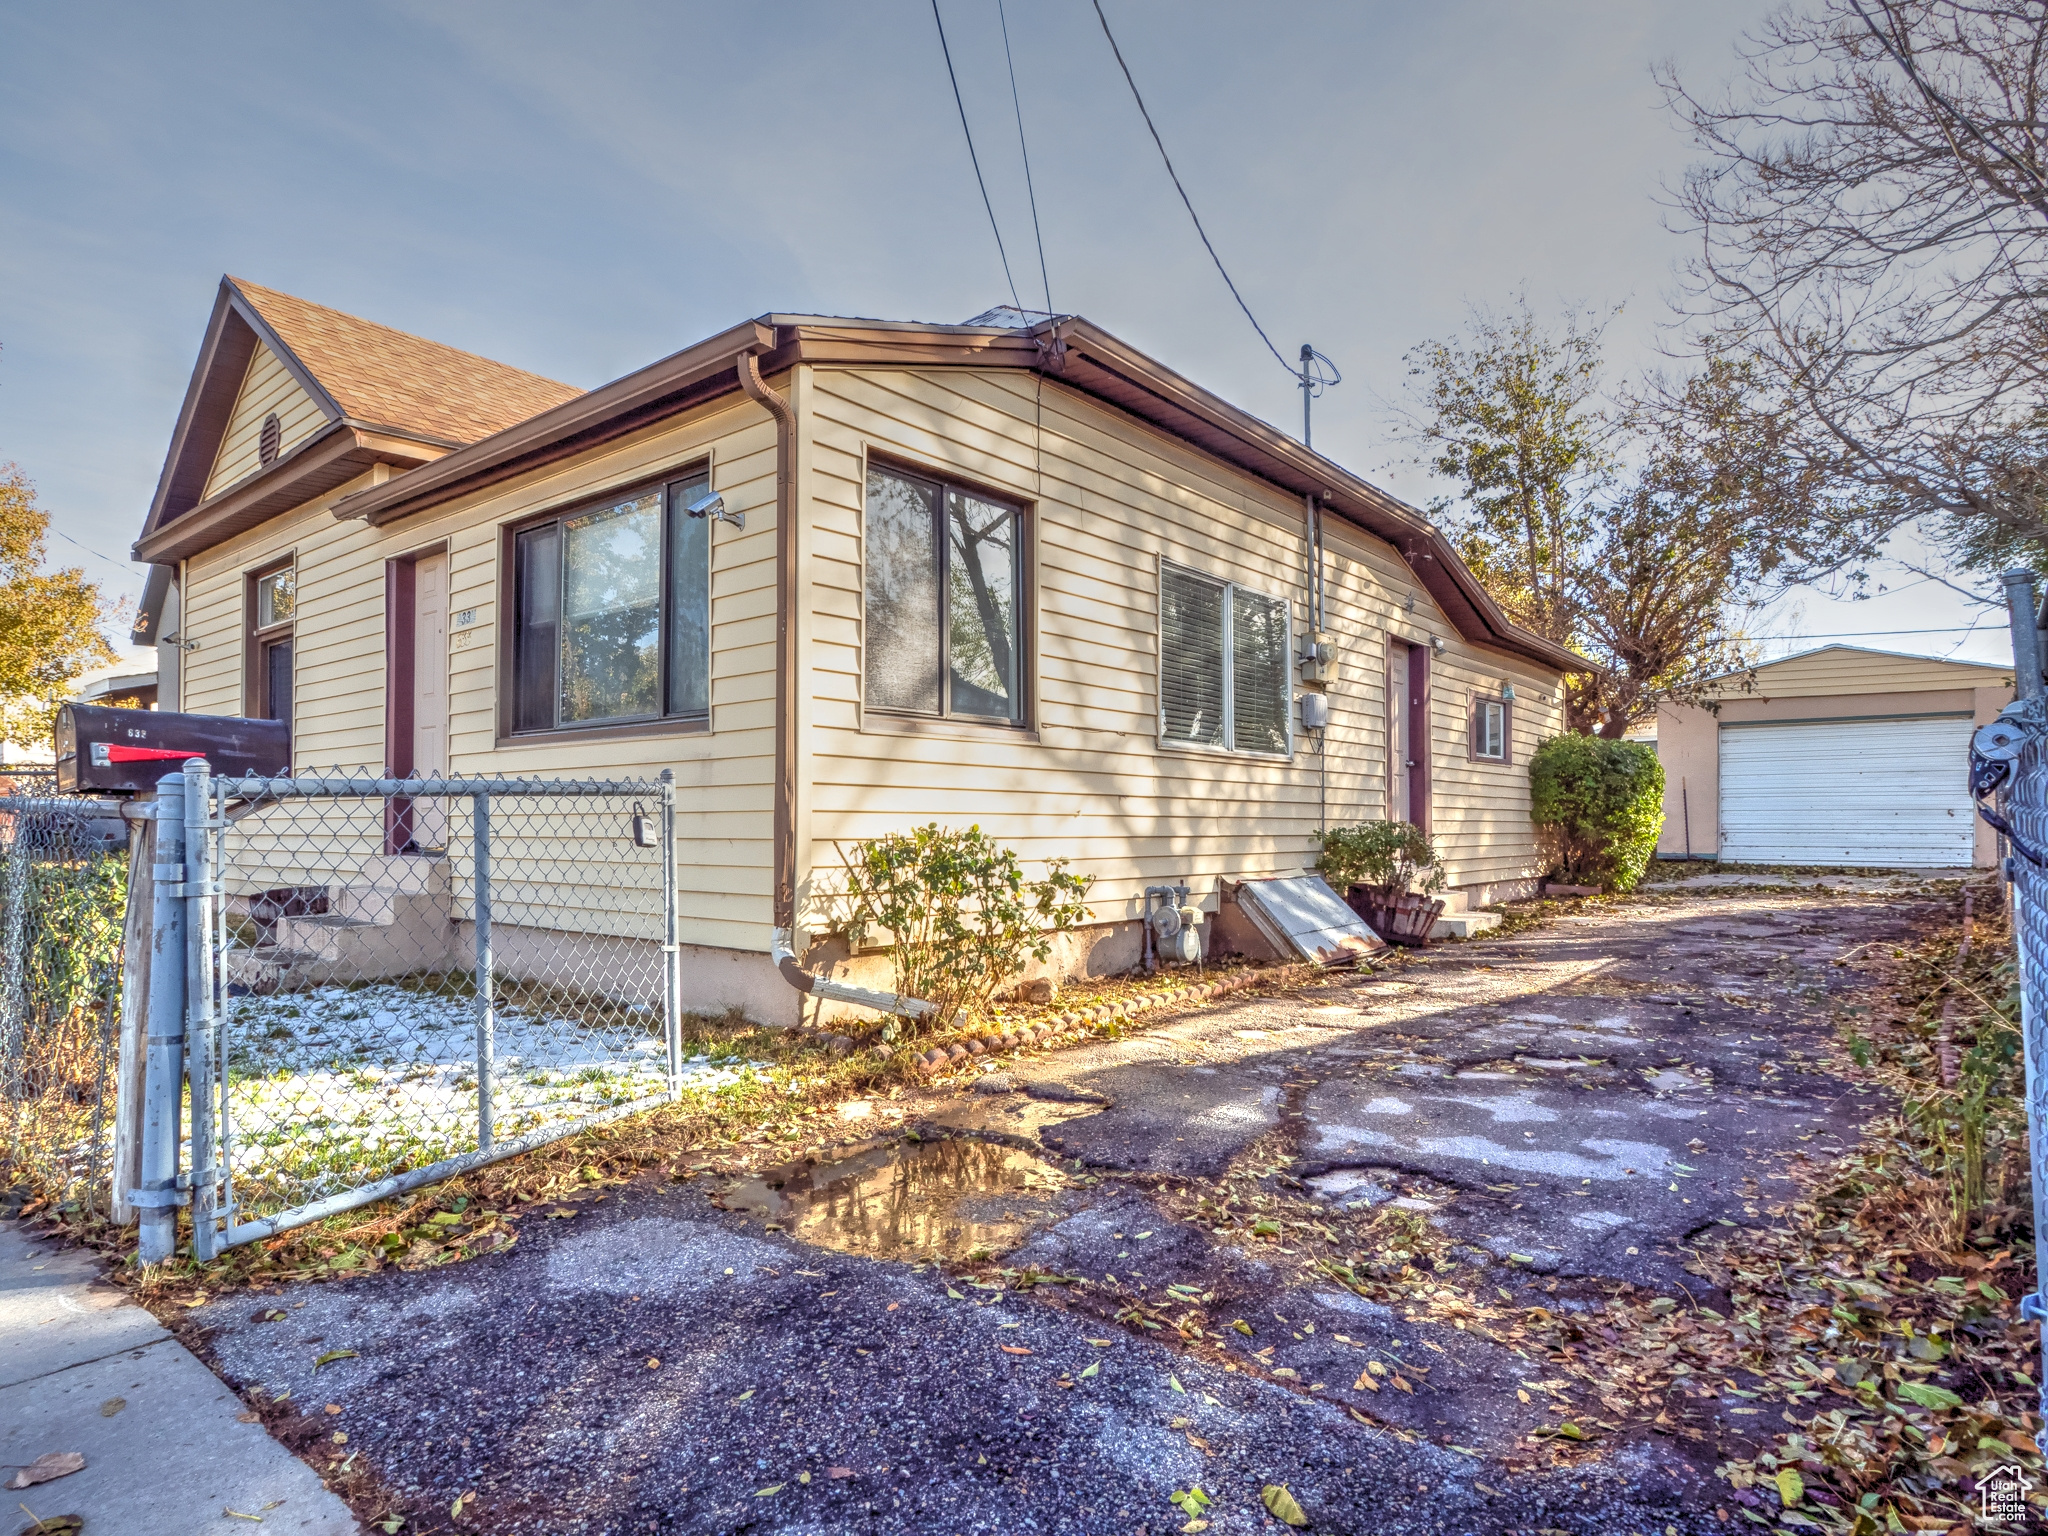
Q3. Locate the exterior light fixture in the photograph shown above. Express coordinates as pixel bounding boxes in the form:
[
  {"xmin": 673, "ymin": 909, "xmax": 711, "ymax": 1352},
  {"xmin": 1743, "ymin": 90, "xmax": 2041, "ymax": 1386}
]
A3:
[
  {"xmin": 1501, "ymin": 682, "xmax": 1516, "ymax": 702},
  {"xmin": 1430, "ymin": 636, "xmax": 1445, "ymax": 654}
]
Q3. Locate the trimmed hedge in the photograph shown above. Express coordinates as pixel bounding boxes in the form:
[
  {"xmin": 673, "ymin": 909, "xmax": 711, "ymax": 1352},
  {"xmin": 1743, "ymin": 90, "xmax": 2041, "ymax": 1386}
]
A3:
[{"xmin": 1528, "ymin": 735, "xmax": 1664, "ymax": 892}]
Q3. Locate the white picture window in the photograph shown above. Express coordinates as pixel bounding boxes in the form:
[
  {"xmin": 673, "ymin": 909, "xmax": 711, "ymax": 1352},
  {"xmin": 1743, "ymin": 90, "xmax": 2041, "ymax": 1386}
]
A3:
[{"xmin": 1159, "ymin": 561, "xmax": 1291, "ymax": 755}]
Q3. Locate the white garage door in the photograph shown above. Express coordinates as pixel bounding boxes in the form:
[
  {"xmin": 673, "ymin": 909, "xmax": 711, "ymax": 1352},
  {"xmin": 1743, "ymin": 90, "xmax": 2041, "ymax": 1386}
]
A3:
[{"xmin": 1718, "ymin": 716, "xmax": 1976, "ymax": 867}]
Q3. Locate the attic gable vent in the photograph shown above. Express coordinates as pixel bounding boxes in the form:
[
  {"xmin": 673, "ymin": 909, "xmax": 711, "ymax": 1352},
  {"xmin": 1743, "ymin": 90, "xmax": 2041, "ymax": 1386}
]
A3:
[{"xmin": 258, "ymin": 412, "xmax": 282, "ymax": 466}]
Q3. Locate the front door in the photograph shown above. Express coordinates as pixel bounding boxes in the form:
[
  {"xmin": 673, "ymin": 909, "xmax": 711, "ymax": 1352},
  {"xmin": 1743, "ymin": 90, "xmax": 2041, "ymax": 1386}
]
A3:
[
  {"xmin": 411, "ymin": 553, "xmax": 449, "ymax": 850},
  {"xmin": 1387, "ymin": 639, "xmax": 1429, "ymax": 829}
]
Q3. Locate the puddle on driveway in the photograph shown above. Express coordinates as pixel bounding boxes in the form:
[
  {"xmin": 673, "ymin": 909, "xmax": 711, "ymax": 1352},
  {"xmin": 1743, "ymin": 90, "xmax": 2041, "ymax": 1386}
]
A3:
[{"xmin": 721, "ymin": 1137, "xmax": 1075, "ymax": 1261}]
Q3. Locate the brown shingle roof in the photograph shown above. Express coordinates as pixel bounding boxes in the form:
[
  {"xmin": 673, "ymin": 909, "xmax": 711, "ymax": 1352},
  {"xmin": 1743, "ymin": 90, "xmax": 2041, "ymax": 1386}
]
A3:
[{"xmin": 230, "ymin": 277, "xmax": 582, "ymax": 447}]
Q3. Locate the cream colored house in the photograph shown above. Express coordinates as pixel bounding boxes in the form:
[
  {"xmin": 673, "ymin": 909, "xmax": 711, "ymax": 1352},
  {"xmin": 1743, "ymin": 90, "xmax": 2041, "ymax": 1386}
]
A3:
[
  {"xmin": 130, "ymin": 278, "xmax": 1578, "ymax": 1022},
  {"xmin": 1653, "ymin": 645, "xmax": 2013, "ymax": 869}
]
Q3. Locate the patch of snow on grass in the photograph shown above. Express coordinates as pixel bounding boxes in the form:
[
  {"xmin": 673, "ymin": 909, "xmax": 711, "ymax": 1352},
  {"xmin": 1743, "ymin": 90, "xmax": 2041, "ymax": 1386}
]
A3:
[{"xmin": 218, "ymin": 979, "xmax": 756, "ymax": 1208}]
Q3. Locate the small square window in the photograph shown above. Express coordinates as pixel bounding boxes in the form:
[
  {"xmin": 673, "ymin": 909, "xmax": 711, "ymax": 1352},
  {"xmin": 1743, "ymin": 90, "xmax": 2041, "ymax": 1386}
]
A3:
[{"xmin": 1472, "ymin": 697, "xmax": 1508, "ymax": 761}]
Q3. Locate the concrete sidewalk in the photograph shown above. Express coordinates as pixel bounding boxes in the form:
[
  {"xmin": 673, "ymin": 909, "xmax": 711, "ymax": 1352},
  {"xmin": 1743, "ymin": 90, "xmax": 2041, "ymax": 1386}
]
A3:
[{"xmin": 0, "ymin": 1219, "xmax": 356, "ymax": 1536}]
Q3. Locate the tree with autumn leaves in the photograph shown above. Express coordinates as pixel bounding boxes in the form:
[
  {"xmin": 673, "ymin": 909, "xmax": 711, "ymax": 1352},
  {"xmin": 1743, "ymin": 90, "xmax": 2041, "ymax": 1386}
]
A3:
[
  {"xmin": 0, "ymin": 463, "xmax": 115, "ymax": 752},
  {"xmin": 1398, "ymin": 300, "xmax": 1868, "ymax": 737}
]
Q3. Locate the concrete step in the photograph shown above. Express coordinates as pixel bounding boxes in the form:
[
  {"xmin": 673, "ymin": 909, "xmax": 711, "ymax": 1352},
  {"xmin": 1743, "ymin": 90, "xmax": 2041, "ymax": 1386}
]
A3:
[{"xmin": 1430, "ymin": 910, "xmax": 1503, "ymax": 940}]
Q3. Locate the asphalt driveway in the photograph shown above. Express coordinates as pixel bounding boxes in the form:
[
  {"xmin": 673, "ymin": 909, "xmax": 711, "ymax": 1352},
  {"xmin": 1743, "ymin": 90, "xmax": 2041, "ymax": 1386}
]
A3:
[{"xmin": 187, "ymin": 881, "xmax": 1946, "ymax": 1536}]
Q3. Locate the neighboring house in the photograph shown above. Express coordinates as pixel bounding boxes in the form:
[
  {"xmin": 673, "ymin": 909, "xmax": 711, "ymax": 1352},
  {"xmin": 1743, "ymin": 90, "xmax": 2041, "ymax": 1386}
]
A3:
[
  {"xmin": 1655, "ymin": 645, "xmax": 2014, "ymax": 869},
  {"xmin": 69, "ymin": 658, "xmax": 160, "ymax": 711},
  {"xmin": 129, "ymin": 277, "xmax": 1579, "ymax": 1021}
]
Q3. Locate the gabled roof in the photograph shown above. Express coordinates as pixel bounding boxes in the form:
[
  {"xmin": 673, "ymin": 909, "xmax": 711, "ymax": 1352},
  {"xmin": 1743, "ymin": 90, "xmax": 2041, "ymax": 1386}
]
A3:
[
  {"xmin": 229, "ymin": 279, "xmax": 581, "ymax": 447},
  {"xmin": 1698, "ymin": 642, "xmax": 2014, "ymax": 696},
  {"xmin": 132, "ymin": 276, "xmax": 579, "ymax": 567},
  {"xmin": 324, "ymin": 310, "xmax": 1587, "ymax": 675}
]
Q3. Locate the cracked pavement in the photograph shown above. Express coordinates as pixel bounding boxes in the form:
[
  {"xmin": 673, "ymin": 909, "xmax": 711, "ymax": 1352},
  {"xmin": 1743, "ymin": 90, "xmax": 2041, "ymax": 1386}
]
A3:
[{"xmin": 188, "ymin": 886, "xmax": 1946, "ymax": 1535}]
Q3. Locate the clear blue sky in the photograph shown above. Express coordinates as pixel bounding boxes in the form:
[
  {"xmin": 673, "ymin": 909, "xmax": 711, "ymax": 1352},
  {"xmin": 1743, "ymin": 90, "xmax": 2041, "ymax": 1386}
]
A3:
[{"xmin": 0, "ymin": 0, "xmax": 2005, "ymax": 667}]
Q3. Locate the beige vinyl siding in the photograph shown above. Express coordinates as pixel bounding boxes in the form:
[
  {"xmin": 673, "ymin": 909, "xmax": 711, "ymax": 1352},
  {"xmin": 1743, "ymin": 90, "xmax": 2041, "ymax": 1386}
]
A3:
[
  {"xmin": 202, "ymin": 345, "xmax": 329, "ymax": 501},
  {"xmin": 798, "ymin": 367, "xmax": 1565, "ymax": 927},
  {"xmin": 1714, "ymin": 646, "xmax": 2013, "ymax": 699},
  {"xmin": 178, "ymin": 393, "xmax": 783, "ymax": 953},
  {"xmin": 175, "ymin": 355, "xmax": 1567, "ymax": 973}
]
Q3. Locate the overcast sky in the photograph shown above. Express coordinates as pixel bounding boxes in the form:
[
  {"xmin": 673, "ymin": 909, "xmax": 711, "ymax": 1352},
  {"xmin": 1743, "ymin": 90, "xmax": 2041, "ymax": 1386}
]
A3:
[{"xmin": 0, "ymin": 0, "xmax": 2010, "ymax": 670}]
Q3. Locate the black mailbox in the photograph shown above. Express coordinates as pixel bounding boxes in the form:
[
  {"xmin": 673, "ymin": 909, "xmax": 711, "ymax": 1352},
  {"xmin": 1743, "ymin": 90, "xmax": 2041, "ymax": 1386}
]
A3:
[{"xmin": 54, "ymin": 705, "xmax": 290, "ymax": 795}]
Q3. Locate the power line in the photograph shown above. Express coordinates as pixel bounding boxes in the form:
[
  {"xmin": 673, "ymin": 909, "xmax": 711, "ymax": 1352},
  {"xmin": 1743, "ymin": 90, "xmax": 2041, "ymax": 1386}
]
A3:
[
  {"xmin": 1090, "ymin": 0, "xmax": 1294, "ymax": 377},
  {"xmin": 932, "ymin": 0, "xmax": 1022, "ymax": 312},
  {"xmin": 997, "ymin": 0, "xmax": 1051, "ymax": 314},
  {"xmin": 46, "ymin": 525, "xmax": 137, "ymax": 580}
]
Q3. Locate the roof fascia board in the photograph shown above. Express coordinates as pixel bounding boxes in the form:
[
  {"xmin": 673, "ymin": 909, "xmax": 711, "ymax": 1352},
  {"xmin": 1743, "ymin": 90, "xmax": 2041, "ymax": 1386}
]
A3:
[
  {"xmin": 329, "ymin": 319, "xmax": 777, "ymax": 527},
  {"xmin": 133, "ymin": 422, "xmax": 440, "ymax": 565},
  {"xmin": 314, "ymin": 309, "xmax": 1581, "ymax": 673},
  {"xmin": 139, "ymin": 281, "xmax": 259, "ymax": 542},
  {"xmin": 1035, "ymin": 321, "xmax": 1586, "ymax": 674}
]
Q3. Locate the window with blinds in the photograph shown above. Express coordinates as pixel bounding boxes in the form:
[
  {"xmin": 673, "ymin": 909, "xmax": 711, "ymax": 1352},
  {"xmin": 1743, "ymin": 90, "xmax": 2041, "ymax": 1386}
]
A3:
[{"xmin": 1159, "ymin": 562, "xmax": 1291, "ymax": 755}]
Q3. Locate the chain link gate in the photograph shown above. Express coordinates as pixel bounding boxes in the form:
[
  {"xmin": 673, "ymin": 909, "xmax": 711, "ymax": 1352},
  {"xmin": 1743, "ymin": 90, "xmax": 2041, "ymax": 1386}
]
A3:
[
  {"xmin": 1970, "ymin": 570, "xmax": 2048, "ymax": 1453},
  {"xmin": 135, "ymin": 763, "xmax": 683, "ymax": 1261}
]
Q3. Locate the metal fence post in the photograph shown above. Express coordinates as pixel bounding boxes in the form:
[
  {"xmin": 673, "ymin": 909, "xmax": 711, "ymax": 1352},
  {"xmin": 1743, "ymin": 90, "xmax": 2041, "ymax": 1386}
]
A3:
[
  {"xmin": 473, "ymin": 789, "xmax": 495, "ymax": 1153},
  {"xmin": 136, "ymin": 772, "xmax": 188, "ymax": 1266},
  {"xmin": 660, "ymin": 769, "xmax": 680, "ymax": 1093},
  {"xmin": 182, "ymin": 759, "xmax": 219, "ymax": 1262},
  {"xmin": 0, "ymin": 797, "xmax": 30, "ymax": 1111}
]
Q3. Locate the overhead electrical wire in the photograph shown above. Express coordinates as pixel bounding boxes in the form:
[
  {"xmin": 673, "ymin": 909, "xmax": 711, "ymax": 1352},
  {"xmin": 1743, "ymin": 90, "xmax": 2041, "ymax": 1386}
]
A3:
[
  {"xmin": 932, "ymin": 0, "xmax": 1023, "ymax": 312},
  {"xmin": 1090, "ymin": 0, "xmax": 1294, "ymax": 378},
  {"xmin": 997, "ymin": 0, "xmax": 1052, "ymax": 314}
]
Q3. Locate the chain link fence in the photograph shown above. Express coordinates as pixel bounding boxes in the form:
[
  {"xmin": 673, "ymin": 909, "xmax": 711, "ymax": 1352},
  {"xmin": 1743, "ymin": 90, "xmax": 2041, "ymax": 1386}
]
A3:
[
  {"xmin": 176, "ymin": 769, "xmax": 690, "ymax": 1255},
  {"xmin": 0, "ymin": 794, "xmax": 129, "ymax": 1214}
]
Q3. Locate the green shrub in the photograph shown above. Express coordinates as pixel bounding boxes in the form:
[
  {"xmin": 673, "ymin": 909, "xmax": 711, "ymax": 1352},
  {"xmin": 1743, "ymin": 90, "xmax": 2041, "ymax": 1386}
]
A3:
[
  {"xmin": 837, "ymin": 825, "xmax": 1092, "ymax": 1032},
  {"xmin": 1314, "ymin": 821, "xmax": 1447, "ymax": 896},
  {"xmin": 1528, "ymin": 735, "xmax": 1664, "ymax": 891}
]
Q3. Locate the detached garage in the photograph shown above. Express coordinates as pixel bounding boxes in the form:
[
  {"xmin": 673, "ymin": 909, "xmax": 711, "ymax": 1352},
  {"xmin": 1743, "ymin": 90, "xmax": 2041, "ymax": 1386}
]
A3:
[{"xmin": 1654, "ymin": 647, "xmax": 2014, "ymax": 869}]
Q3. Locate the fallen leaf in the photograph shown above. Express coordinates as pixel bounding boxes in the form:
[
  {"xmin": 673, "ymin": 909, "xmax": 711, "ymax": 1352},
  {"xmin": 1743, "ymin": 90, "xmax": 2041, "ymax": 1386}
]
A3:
[
  {"xmin": 6, "ymin": 1457, "xmax": 83, "ymax": 1492},
  {"xmin": 97, "ymin": 1398, "xmax": 124, "ymax": 1418},
  {"xmin": 999, "ymin": 1345, "xmax": 1033, "ymax": 1356},
  {"xmin": 236, "ymin": 1412, "xmax": 261, "ymax": 1424},
  {"xmin": 1392, "ymin": 1375, "xmax": 1414, "ymax": 1394},
  {"xmin": 313, "ymin": 1350, "xmax": 357, "ymax": 1371},
  {"xmin": 948, "ymin": 1288, "xmax": 966, "ymax": 1300},
  {"xmin": 15, "ymin": 1515, "xmax": 84, "ymax": 1536},
  {"xmin": 645, "ymin": 1358, "xmax": 661, "ymax": 1370},
  {"xmin": 1261, "ymin": 1484, "xmax": 1309, "ymax": 1526},
  {"xmin": 1169, "ymin": 1374, "xmax": 1186, "ymax": 1393},
  {"xmin": 324, "ymin": 1404, "xmax": 342, "ymax": 1417},
  {"xmin": 1080, "ymin": 1361, "xmax": 1100, "ymax": 1379},
  {"xmin": 828, "ymin": 1467, "xmax": 854, "ymax": 1479},
  {"xmin": 1352, "ymin": 1369, "xmax": 1379, "ymax": 1392},
  {"xmin": 755, "ymin": 1485, "xmax": 783, "ymax": 1497},
  {"xmin": 886, "ymin": 1303, "xmax": 898, "ymax": 1312},
  {"xmin": 733, "ymin": 1389, "xmax": 755, "ymax": 1403},
  {"xmin": 1775, "ymin": 1467, "xmax": 1805, "ymax": 1508},
  {"xmin": 1895, "ymin": 1382, "xmax": 1962, "ymax": 1412},
  {"xmin": 1087, "ymin": 1338, "xmax": 1113, "ymax": 1346},
  {"xmin": 223, "ymin": 1511, "xmax": 264, "ymax": 1524}
]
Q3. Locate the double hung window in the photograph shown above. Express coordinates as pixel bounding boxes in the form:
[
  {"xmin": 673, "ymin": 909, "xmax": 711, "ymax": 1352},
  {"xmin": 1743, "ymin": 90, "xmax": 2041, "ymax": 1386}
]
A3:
[
  {"xmin": 863, "ymin": 463, "xmax": 1025, "ymax": 724},
  {"xmin": 1158, "ymin": 561, "xmax": 1291, "ymax": 755},
  {"xmin": 510, "ymin": 468, "xmax": 711, "ymax": 734},
  {"xmin": 249, "ymin": 563, "xmax": 294, "ymax": 724}
]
